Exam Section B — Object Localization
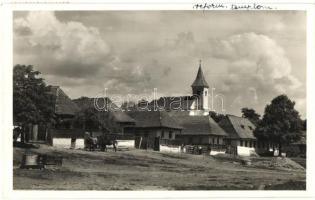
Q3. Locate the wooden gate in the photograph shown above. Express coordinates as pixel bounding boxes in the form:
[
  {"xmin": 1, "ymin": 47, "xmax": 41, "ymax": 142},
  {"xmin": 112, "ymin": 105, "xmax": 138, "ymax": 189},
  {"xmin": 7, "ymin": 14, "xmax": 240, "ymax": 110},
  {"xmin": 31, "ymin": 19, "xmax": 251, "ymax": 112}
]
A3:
[{"xmin": 226, "ymin": 145, "xmax": 238, "ymax": 156}]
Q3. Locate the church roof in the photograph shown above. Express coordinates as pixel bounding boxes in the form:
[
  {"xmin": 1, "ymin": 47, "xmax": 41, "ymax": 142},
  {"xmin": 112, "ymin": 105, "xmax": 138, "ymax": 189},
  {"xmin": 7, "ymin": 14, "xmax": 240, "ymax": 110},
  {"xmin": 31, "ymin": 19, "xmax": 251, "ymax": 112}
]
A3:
[
  {"xmin": 191, "ymin": 63, "xmax": 209, "ymax": 88},
  {"xmin": 148, "ymin": 96, "xmax": 196, "ymax": 111}
]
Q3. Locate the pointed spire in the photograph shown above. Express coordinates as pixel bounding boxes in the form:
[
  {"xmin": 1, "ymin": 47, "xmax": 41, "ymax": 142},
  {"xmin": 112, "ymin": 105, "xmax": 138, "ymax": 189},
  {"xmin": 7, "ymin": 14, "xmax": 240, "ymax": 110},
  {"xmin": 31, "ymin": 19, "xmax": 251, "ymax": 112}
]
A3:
[{"xmin": 191, "ymin": 60, "xmax": 209, "ymax": 88}]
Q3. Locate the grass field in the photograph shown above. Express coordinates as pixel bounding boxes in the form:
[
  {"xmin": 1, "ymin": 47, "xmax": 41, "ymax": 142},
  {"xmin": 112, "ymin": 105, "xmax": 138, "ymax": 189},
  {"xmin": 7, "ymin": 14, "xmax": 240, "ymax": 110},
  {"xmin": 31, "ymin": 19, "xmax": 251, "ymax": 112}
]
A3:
[{"xmin": 13, "ymin": 145, "xmax": 306, "ymax": 190}]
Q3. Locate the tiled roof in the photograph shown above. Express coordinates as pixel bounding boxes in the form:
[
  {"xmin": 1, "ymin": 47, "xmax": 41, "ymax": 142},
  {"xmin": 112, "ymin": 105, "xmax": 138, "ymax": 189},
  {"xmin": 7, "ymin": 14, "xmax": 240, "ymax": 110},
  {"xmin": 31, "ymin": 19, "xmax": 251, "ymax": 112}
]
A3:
[
  {"xmin": 168, "ymin": 111, "xmax": 227, "ymax": 136},
  {"xmin": 48, "ymin": 86, "xmax": 80, "ymax": 116},
  {"xmin": 219, "ymin": 114, "xmax": 256, "ymax": 139},
  {"xmin": 127, "ymin": 111, "xmax": 182, "ymax": 129}
]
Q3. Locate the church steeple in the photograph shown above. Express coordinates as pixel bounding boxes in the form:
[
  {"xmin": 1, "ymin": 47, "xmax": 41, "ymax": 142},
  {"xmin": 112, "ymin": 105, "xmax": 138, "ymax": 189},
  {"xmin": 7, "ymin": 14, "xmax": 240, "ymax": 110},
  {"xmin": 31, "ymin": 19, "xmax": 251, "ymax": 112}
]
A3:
[
  {"xmin": 191, "ymin": 60, "xmax": 209, "ymax": 88},
  {"xmin": 191, "ymin": 60, "xmax": 209, "ymax": 111}
]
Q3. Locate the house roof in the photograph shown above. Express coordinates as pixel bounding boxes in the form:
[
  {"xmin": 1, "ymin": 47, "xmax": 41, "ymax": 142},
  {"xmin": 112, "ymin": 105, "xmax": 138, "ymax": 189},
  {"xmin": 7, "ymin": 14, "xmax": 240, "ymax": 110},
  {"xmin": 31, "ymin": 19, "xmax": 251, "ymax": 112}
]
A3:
[
  {"xmin": 148, "ymin": 96, "xmax": 196, "ymax": 111},
  {"xmin": 168, "ymin": 111, "xmax": 227, "ymax": 136},
  {"xmin": 48, "ymin": 86, "xmax": 80, "ymax": 116},
  {"xmin": 191, "ymin": 64, "xmax": 209, "ymax": 88},
  {"xmin": 219, "ymin": 114, "xmax": 256, "ymax": 139},
  {"xmin": 73, "ymin": 97, "xmax": 119, "ymax": 111},
  {"xmin": 127, "ymin": 111, "xmax": 182, "ymax": 129},
  {"xmin": 73, "ymin": 97, "xmax": 135, "ymax": 123}
]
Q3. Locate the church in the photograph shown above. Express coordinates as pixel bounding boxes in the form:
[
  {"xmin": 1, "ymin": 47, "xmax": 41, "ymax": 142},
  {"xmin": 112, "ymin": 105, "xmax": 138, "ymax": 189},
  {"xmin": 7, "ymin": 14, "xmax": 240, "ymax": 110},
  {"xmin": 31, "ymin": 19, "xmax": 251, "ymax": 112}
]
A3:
[
  {"xmin": 130, "ymin": 61, "xmax": 259, "ymax": 156},
  {"xmin": 149, "ymin": 60, "xmax": 211, "ymax": 116}
]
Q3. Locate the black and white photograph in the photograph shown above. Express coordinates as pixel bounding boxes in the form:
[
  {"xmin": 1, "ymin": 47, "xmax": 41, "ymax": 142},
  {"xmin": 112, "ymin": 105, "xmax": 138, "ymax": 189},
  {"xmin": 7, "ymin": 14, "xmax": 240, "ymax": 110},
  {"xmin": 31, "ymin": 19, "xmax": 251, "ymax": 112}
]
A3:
[{"xmin": 1, "ymin": 1, "xmax": 314, "ymax": 198}]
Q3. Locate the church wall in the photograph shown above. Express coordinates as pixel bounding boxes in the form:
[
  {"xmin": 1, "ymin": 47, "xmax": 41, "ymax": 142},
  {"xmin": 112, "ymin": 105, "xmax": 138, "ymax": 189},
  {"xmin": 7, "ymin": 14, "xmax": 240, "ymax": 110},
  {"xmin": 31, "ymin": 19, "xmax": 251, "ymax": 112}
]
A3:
[{"xmin": 202, "ymin": 88, "xmax": 209, "ymax": 110}]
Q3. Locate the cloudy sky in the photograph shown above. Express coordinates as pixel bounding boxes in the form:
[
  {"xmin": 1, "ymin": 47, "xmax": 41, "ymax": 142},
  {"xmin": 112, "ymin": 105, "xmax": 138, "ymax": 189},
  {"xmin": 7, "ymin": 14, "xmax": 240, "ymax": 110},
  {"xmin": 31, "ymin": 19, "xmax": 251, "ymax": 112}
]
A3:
[{"xmin": 13, "ymin": 11, "xmax": 306, "ymax": 118}]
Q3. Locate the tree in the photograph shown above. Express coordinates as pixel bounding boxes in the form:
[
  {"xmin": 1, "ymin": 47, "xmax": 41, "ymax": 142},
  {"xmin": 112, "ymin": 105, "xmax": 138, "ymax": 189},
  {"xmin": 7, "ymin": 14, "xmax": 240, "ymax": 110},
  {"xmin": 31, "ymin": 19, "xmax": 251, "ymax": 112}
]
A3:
[
  {"xmin": 13, "ymin": 65, "xmax": 55, "ymax": 142},
  {"xmin": 254, "ymin": 95, "xmax": 303, "ymax": 154},
  {"xmin": 121, "ymin": 101, "xmax": 136, "ymax": 111},
  {"xmin": 241, "ymin": 107, "xmax": 261, "ymax": 126},
  {"xmin": 74, "ymin": 107, "xmax": 101, "ymax": 132},
  {"xmin": 302, "ymin": 119, "xmax": 307, "ymax": 131},
  {"xmin": 209, "ymin": 111, "xmax": 225, "ymax": 123},
  {"xmin": 74, "ymin": 107, "xmax": 122, "ymax": 134},
  {"xmin": 137, "ymin": 99, "xmax": 149, "ymax": 111}
]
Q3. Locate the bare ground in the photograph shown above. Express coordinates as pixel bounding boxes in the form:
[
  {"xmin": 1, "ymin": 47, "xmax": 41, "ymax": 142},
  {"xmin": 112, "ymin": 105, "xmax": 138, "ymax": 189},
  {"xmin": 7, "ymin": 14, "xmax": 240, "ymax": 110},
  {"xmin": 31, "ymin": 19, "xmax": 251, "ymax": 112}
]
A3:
[{"xmin": 13, "ymin": 145, "xmax": 306, "ymax": 190}]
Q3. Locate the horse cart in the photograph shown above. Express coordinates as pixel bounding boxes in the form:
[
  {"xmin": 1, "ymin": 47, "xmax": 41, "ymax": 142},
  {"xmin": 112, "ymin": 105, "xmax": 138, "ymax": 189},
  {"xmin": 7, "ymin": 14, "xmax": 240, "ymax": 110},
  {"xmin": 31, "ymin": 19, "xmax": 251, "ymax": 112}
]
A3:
[{"xmin": 84, "ymin": 133, "xmax": 118, "ymax": 152}]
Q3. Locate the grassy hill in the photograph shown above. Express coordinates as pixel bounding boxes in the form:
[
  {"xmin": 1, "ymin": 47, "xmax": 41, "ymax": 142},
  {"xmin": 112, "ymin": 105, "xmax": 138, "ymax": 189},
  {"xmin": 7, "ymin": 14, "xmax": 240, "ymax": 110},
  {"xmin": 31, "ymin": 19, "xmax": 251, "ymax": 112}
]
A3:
[{"xmin": 13, "ymin": 145, "xmax": 306, "ymax": 190}]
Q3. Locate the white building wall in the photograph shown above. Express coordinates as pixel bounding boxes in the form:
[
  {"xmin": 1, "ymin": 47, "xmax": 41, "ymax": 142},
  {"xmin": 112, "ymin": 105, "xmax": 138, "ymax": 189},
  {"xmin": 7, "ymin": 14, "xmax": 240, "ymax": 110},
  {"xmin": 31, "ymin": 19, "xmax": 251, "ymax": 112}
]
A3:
[
  {"xmin": 53, "ymin": 138, "xmax": 84, "ymax": 149},
  {"xmin": 237, "ymin": 146, "xmax": 256, "ymax": 157},
  {"xmin": 203, "ymin": 88, "xmax": 209, "ymax": 110},
  {"xmin": 160, "ymin": 145, "xmax": 181, "ymax": 153},
  {"xmin": 117, "ymin": 140, "xmax": 135, "ymax": 148}
]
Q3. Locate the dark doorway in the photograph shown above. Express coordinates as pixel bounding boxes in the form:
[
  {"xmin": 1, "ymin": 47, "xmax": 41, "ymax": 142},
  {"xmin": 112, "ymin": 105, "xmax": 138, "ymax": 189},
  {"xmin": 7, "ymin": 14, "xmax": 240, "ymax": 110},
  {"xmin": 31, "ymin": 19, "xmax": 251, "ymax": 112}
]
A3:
[
  {"xmin": 38, "ymin": 125, "xmax": 47, "ymax": 141},
  {"xmin": 154, "ymin": 137, "xmax": 160, "ymax": 151}
]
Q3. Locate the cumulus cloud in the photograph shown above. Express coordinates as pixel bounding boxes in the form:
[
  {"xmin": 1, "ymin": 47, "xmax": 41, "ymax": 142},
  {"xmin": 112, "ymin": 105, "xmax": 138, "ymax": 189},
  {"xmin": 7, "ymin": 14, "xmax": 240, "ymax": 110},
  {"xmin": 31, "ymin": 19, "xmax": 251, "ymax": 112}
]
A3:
[
  {"xmin": 208, "ymin": 32, "xmax": 304, "ymax": 116},
  {"xmin": 14, "ymin": 12, "xmax": 180, "ymax": 96},
  {"xmin": 211, "ymin": 33, "xmax": 292, "ymax": 79},
  {"xmin": 14, "ymin": 11, "xmax": 111, "ymax": 78},
  {"xmin": 13, "ymin": 11, "xmax": 306, "ymax": 118}
]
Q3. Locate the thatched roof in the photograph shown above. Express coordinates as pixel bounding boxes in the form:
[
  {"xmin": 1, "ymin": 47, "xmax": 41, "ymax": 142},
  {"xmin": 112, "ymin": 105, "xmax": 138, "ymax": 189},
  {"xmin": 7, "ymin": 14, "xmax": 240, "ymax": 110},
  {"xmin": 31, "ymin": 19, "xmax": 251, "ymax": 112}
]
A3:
[{"xmin": 48, "ymin": 86, "xmax": 79, "ymax": 116}]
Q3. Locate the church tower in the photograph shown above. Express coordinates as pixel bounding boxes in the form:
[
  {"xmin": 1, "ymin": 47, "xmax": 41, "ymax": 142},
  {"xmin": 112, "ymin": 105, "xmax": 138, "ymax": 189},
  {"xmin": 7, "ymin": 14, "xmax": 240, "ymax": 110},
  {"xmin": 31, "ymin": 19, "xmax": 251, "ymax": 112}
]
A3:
[{"xmin": 191, "ymin": 60, "xmax": 209, "ymax": 111}]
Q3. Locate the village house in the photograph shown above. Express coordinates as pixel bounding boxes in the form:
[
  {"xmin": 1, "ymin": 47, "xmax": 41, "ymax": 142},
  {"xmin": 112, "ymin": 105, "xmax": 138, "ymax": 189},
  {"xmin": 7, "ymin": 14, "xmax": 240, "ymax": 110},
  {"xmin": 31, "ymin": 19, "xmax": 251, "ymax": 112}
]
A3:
[
  {"xmin": 144, "ymin": 61, "xmax": 228, "ymax": 150},
  {"xmin": 218, "ymin": 114, "xmax": 258, "ymax": 156},
  {"xmin": 17, "ymin": 85, "xmax": 80, "ymax": 143},
  {"xmin": 46, "ymin": 86, "xmax": 85, "ymax": 149},
  {"xmin": 168, "ymin": 111, "xmax": 227, "ymax": 150},
  {"xmin": 73, "ymin": 97, "xmax": 136, "ymax": 139},
  {"xmin": 127, "ymin": 111, "xmax": 182, "ymax": 151}
]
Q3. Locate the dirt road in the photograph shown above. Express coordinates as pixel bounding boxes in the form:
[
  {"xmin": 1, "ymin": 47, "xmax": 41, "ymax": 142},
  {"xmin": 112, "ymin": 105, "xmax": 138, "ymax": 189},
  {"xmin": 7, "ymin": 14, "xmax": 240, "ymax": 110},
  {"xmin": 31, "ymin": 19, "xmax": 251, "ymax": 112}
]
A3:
[{"xmin": 13, "ymin": 145, "xmax": 306, "ymax": 190}]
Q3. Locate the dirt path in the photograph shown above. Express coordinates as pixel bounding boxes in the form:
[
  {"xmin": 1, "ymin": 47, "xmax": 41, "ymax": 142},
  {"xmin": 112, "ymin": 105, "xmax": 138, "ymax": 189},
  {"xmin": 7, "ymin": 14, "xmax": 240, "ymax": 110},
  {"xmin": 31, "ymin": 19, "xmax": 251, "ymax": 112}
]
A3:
[{"xmin": 13, "ymin": 145, "xmax": 306, "ymax": 190}]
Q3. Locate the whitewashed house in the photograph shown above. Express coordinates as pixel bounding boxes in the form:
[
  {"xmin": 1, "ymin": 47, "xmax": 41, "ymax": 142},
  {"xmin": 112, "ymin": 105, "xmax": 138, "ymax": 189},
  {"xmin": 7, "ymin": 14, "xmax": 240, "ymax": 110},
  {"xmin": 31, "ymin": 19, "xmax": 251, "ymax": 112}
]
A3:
[{"xmin": 218, "ymin": 115, "xmax": 257, "ymax": 156}]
